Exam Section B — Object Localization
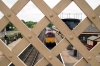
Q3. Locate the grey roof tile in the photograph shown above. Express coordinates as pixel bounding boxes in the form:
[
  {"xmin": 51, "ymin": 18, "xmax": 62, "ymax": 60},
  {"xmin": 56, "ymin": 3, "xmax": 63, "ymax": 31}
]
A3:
[{"xmin": 83, "ymin": 25, "xmax": 100, "ymax": 32}]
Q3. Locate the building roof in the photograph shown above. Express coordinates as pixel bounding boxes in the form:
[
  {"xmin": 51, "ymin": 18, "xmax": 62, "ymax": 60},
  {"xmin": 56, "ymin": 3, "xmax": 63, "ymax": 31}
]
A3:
[
  {"xmin": 61, "ymin": 18, "xmax": 100, "ymax": 33},
  {"xmin": 83, "ymin": 25, "xmax": 100, "ymax": 33},
  {"xmin": 87, "ymin": 36, "xmax": 100, "ymax": 41},
  {"xmin": 62, "ymin": 18, "xmax": 80, "ymax": 30}
]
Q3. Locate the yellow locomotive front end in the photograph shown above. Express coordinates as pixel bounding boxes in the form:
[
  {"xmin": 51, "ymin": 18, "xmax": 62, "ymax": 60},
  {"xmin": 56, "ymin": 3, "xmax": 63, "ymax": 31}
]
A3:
[
  {"xmin": 45, "ymin": 37, "xmax": 55, "ymax": 43},
  {"xmin": 45, "ymin": 31, "xmax": 56, "ymax": 47}
]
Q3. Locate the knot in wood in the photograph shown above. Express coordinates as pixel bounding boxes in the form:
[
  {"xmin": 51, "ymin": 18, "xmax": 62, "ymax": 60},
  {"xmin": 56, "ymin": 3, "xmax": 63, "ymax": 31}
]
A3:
[
  {"xmin": 28, "ymin": 35, "xmax": 32, "ymax": 39},
  {"xmin": 7, "ymin": 13, "xmax": 11, "ymax": 17},
  {"xmin": 49, "ymin": 13, "xmax": 53, "ymax": 17},
  {"xmin": 88, "ymin": 57, "xmax": 91, "ymax": 60},
  {"xmin": 9, "ymin": 54, "xmax": 13, "ymax": 58},
  {"xmin": 92, "ymin": 16, "xmax": 96, "ymax": 19},
  {"xmin": 48, "ymin": 56, "xmax": 52, "ymax": 60},
  {"xmin": 69, "ymin": 36, "xmax": 74, "ymax": 40}
]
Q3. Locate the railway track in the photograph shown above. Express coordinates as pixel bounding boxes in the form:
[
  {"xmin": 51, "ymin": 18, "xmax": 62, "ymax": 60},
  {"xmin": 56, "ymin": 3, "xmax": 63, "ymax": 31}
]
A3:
[
  {"xmin": 10, "ymin": 44, "xmax": 39, "ymax": 66},
  {"xmin": 24, "ymin": 46, "xmax": 39, "ymax": 66}
]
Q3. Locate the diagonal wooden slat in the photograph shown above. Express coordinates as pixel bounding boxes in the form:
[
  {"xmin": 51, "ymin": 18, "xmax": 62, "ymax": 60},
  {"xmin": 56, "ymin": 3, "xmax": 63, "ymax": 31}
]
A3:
[
  {"xmin": 0, "ymin": 56, "xmax": 11, "ymax": 66},
  {"xmin": 94, "ymin": 5, "xmax": 100, "ymax": 15},
  {"xmin": 91, "ymin": 42, "xmax": 100, "ymax": 56},
  {"xmin": 75, "ymin": 58, "xmax": 87, "ymax": 66},
  {"xmin": 0, "ymin": 38, "xmax": 30, "ymax": 66},
  {"xmin": 32, "ymin": 0, "xmax": 100, "ymax": 66},
  {"xmin": 73, "ymin": 4, "xmax": 100, "ymax": 36},
  {"xmin": 0, "ymin": 1, "xmax": 63, "ymax": 66},
  {"xmin": 74, "ymin": 42, "xmax": 100, "ymax": 66},
  {"xmin": 73, "ymin": 18, "xmax": 91, "ymax": 36},
  {"xmin": 74, "ymin": 0, "xmax": 100, "ymax": 31},
  {"xmin": 0, "ymin": 40, "xmax": 26, "ymax": 66},
  {"xmin": 0, "ymin": 0, "xmax": 30, "ymax": 32},
  {"xmin": 12, "ymin": 38, "xmax": 29, "ymax": 56}
]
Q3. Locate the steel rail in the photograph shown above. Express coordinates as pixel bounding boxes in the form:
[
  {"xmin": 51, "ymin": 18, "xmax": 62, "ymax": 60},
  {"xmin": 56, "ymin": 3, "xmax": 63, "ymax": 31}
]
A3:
[
  {"xmin": 30, "ymin": 51, "xmax": 39, "ymax": 66},
  {"xmin": 23, "ymin": 47, "xmax": 34, "ymax": 62}
]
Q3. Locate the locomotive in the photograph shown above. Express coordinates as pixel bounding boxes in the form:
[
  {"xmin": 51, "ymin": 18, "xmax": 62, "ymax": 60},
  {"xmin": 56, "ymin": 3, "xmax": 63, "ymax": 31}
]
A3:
[{"xmin": 44, "ymin": 27, "xmax": 56, "ymax": 47}]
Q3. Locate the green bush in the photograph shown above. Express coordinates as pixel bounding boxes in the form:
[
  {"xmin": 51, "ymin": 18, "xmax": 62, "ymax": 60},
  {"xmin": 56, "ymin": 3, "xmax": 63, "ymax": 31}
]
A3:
[{"xmin": 0, "ymin": 33, "xmax": 23, "ymax": 45}]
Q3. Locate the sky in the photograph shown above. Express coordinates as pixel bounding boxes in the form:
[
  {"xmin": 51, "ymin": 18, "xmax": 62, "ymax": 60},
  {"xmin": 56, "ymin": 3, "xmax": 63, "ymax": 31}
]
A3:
[{"xmin": 0, "ymin": 0, "xmax": 100, "ymax": 22}]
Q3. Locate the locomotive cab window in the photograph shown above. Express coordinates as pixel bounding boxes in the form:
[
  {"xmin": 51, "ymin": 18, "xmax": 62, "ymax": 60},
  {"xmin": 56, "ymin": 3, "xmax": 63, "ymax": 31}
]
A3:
[{"xmin": 46, "ymin": 32, "xmax": 55, "ymax": 37}]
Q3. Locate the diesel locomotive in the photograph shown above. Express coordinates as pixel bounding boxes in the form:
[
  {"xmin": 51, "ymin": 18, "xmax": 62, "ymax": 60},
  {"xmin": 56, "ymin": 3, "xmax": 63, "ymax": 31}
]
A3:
[{"xmin": 44, "ymin": 27, "xmax": 56, "ymax": 47}]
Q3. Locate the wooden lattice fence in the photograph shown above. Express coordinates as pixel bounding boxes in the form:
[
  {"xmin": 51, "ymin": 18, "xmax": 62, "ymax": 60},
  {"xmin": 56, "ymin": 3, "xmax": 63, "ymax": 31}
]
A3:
[{"xmin": 0, "ymin": 0, "xmax": 100, "ymax": 66}]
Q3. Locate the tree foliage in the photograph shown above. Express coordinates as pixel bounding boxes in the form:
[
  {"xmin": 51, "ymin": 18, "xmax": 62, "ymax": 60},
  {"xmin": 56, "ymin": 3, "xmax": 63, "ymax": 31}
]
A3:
[
  {"xmin": 22, "ymin": 20, "xmax": 37, "ymax": 28},
  {"xmin": 4, "ymin": 20, "xmax": 37, "ymax": 31},
  {"xmin": 6, "ymin": 22, "xmax": 16, "ymax": 31},
  {"xmin": 47, "ymin": 22, "xmax": 53, "ymax": 28}
]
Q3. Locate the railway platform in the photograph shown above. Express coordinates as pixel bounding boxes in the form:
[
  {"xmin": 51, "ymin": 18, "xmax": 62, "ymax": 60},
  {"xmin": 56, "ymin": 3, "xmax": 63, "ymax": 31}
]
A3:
[{"xmin": 61, "ymin": 49, "xmax": 79, "ymax": 66}]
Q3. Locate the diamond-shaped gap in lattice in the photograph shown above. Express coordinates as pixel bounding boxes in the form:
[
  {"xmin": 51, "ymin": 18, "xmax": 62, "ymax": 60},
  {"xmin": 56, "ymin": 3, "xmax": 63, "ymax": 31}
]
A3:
[
  {"xmin": 43, "ymin": 0, "xmax": 60, "ymax": 9},
  {"xmin": 78, "ymin": 23, "xmax": 100, "ymax": 51},
  {"xmin": 8, "ymin": 44, "xmax": 41, "ymax": 66},
  {"xmin": 58, "ymin": 1, "xmax": 86, "ymax": 20},
  {"xmin": 17, "ymin": 1, "xmax": 44, "ymax": 22},
  {"xmin": 37, "ymin": 22, "xmax": 64, "ymax": 50},
  {"xmin": 0, "ymin": 22, "xmax": 24, "ymax": 66},
  {"xmin": 0, "ymin": 22, "xmax": 22, "ymax": 46},
  {"xmin": 9, "ymin": 44, "xmax": 41, "ymax": 66},
  {"xmin": 0, "ymin": 23, "xmax": 23, "ymax": 66},
  {"xmin": 17, "ymin": 44, "xmax": 43, "ymax": 66},
  {"xmin": 85, "ymin": 0, "xmax": 100, "ymax": 10},
  {"xmin": 38, "ymin": 24, "xmax": 55, "ymax": 49},
  {"xmin": 0, "ymin": 11, "xmax": 4, "ymax": 19},
  {"xmin": 2, "ymin": 0, "xmax": 18, "ymax": 8},
  {"xmin": 61, "ymin": 47, "xmax": 82, "ymax": 66}
]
